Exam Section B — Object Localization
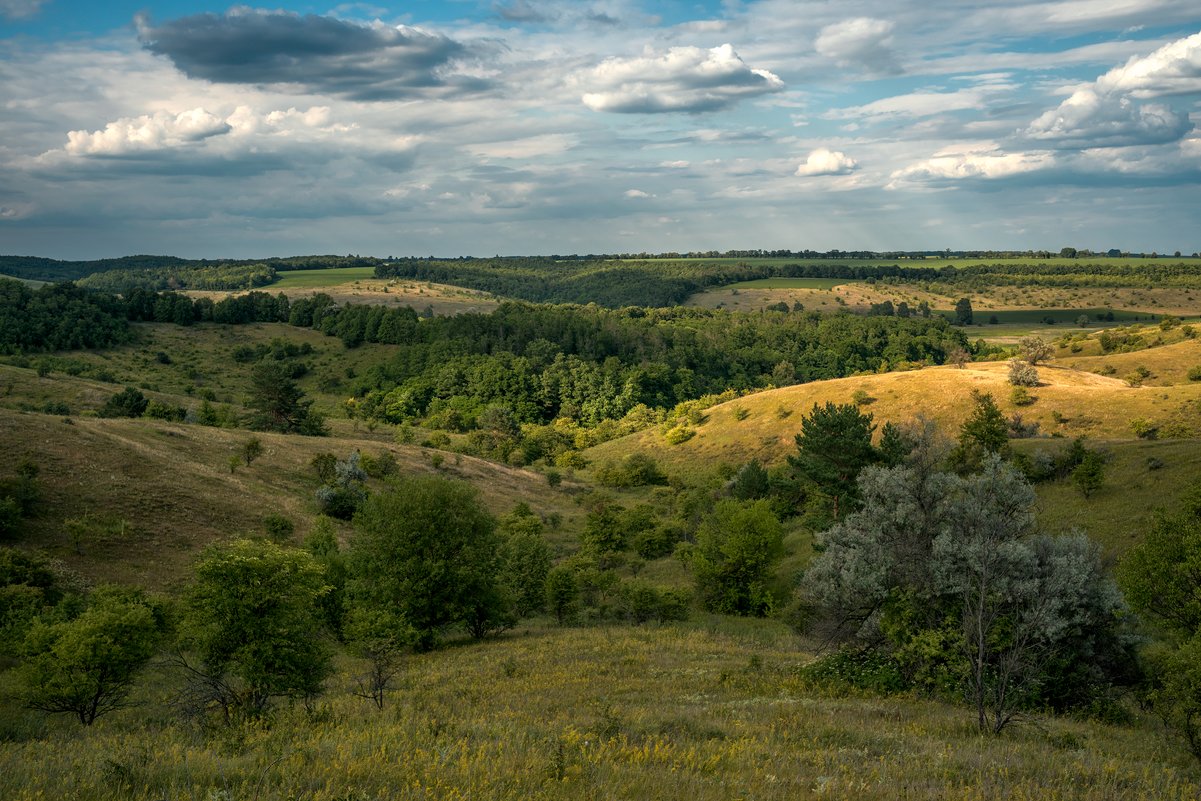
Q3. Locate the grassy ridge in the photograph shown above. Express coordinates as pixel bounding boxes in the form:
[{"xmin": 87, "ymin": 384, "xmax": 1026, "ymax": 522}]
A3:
[
  {"xmin": 648, "ymin": 256, "xmax": 1201, "ymax": 268},
  {"xmin": 0, "ymin": 622, "xmax": 1196, "ymax": 800}
]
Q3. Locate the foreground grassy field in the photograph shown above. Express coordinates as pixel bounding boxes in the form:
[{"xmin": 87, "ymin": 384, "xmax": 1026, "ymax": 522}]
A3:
[{"xmin": 0, "ymin": 622, "xmax": 1196, "ymax": 801}]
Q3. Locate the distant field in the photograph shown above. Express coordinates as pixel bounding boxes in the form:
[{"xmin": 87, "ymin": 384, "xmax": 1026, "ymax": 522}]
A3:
[
  {"xmin": 269, "ymin": 266, "xmax": 377, "ymax": 287},
  {"xmin": 724, "ymin": 277, "xmax": 846, "ymax": 290},
  {"xmin": 0, "ymin": 273, "xmax": 46, "ymax": 288},
  {"xmin": 634, "ymin": 256, "xmax": 1201, "ymax": 268}
]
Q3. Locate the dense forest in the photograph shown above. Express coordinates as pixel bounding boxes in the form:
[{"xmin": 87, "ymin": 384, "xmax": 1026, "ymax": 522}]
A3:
[
  {"xmin": 0, "ymin": 280, "xmax": 133, "ymax": 353},
  {"xmin": 0, "ymin": 278, "xmax": 966, "ymax": 461}
]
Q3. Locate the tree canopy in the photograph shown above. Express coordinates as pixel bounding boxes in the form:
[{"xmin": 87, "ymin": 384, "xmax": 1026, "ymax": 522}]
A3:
[
  {"xmin": 347, "ymin": 476, "xmax": 505, "ymax": 651},
  {"xmin": 178, "ymin": 539, "xmax": 332, "ymax": 721}
]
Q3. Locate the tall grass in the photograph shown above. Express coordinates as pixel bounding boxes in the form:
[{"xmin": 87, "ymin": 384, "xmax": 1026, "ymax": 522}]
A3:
[{"xmin": 0, "ymin": 623, "xmax": 1196, "ymax": 800}]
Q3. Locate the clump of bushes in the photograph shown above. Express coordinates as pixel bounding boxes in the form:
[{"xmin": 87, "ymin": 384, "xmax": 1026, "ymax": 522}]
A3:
[{"xmin": 595, "ymin": 453, "xmax": 667, "ymax": 488}]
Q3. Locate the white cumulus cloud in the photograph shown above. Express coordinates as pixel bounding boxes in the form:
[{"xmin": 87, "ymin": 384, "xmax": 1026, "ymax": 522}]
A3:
[
  {"xmin": 890, "ymin": 144, "xmax": 1054, "ymax": 185},
  {"xmin": 795, "ymin": 148, "xmax": 858, "ymax": 176},
  {"xmin": 1095, "ymin": 30, "xmax": 1201, "ymax": 97},
  {"xmin": 65, "ymin": 108, "xmax": 231, "ymax": 156},
  {"xmin": 580, "ymin": 43, "xmax": 784, "ymax": 113},
  {"xmin": 1025, "ymin": 88, "xmax": 1192, "ymax": 148},
  {"xmin": 1023, "ymin": 31, "xmax": 1200, "ymax": 148}
]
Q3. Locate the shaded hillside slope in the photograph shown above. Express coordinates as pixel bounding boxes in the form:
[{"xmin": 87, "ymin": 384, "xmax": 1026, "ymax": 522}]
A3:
[{"xmin": 0, "ymin": 408, "xmax": 577, "ymax": 589}]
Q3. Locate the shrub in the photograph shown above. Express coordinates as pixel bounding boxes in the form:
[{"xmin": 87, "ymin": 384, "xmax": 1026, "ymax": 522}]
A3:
[
  {"xmin": 692, "ymin": 500, "xmax": 783, "ymax": 617},
  {"xmin": 1010, "ymin": 386, "xmax": 1034, "ymax": 406},
  {"xmin": 241, "ymin": 437, "xmax": 263, "ymax": 465},
  {"xmin": 545, "ymin": 566, "xmax": 579, "ymax": 625},
  {"xmin": 1008, "ymin": 414, "xmax": 1040, "ymax": 439},
  {"xmin": 1018, "ymin": 336, "xmax": 1054, "ymax": 365},
  {"xmin": 98, "ymin": 387, "xmax": 148, "ymax": 418},
  {"xmin": 800, "ymin": 648, "xmax": 907, "ymax": 695},
  {"xmin": 262, "ymin": 513, "xmax": 295, "ymax": 542},
  {"xmin": 1008, "ymin": 359, "xmax": 1039, "ymax": 387},
  {"xmin": 144, "ymin": 400, "xmax": 185, "ymax": 421},
  {"xmin": 19, "ymin": 586, "xmax": 167, "ymax": 726},
  {"xmin": 613, "ymin": 580, "xmax": 690, "ymax": 624},
  {"xmin": 1187, "ymin": 366, "xmax": 1201, "ymax": 382},
  {"xmin": 663, "ymin": 425, "xmax": 695, "ymax": 445},
  {"xmin": 1130, "ymin": 418, "xmax": 1159, "ymax": 440},
  {"xmin": 41, "ymin": 401, "xmax": 70, "ymax": 416},
  {"xmin": 595, "ymin": 453, "xmax": 667, "ymax": 488}
]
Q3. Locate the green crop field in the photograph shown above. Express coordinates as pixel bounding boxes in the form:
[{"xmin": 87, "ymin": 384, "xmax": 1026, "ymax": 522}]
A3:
[{"xmin": 269, "ymin": 266, "xmax": 378, "ymax": 288}]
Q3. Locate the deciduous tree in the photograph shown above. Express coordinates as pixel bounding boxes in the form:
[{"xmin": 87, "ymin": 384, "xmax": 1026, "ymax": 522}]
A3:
[
  {"xmin": 176, "ymin": 539, "xmax": 331, "ymax": 722},
  {"xmin": 347, "ymin": 476, "xmax": 504, "ymax": 651},
  {"xmin": 21, "ymin": 586, "xmax": 167, "ymax": 725}
]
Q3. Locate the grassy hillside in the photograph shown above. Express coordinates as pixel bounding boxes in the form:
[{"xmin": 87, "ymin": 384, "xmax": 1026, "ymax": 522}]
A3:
[
  {"xmin": 188, "ymin": 277, "xmax": 501, "ymax": 316},
  {"xmin": 586, "ymin": 360, "xmax": 1201, "ymax": 471},
  {"xmin": 0, "ymin": 406, "xmax": 579, "ymax": 589},
  {"xmin": 690, "ymin": 281, "xmax": 1201, "ymax": 326},
  {"xmin": 0, "ymin": 621, "xmax": 1196, "ymax": 801},
  {"xmin": 583, "ymin": 354, "xmax": 1201, "ymax": 554}
]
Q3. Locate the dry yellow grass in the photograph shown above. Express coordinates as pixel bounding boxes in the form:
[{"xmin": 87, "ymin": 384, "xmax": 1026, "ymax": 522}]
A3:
[
  {"xmin": 689, "ymin": 283, "xmax": 1201, "ymax": 318},
  {"xmin": 1058, "ymin": 336, "xmax": 1201, "ymax": 386},
  {"xmin": 186, "ymin": 278, "xmax": 500, "ymax": 316},
  {"xmin": 586, "ymin": 360, "xmax": 1201, "ymax": 474}
]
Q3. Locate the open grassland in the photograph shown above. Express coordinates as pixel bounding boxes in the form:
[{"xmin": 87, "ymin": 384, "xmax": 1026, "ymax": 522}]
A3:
[
  {"xmin": 0, "ymin": 323, "xmax": 348, "ymax": 417},
  {"xmin": 0, "ymin": 321, "xmax": 444, "ymax": 424},
  {"xmin": 636, "ymin": 256, "xmax": 1201, "ymax": 268},
  {"xmin": 189, "ymin": 276, "xmax": 500, "ymax": 316},
  {"xmin": 1056, "ymin": 336, "xmax": 1201, "ymax": 386},
  {"xmin": 270, "ymin": 267, "xmax": 378, "ymax": 287},
  {"xmin": 584, "ymin": 354, "xmax": 1201, "ymax": 554},
  {"xmin": 690, "ymin": 282, "xmax": 1201, "ymax": 326},
  {"xmin": 1032, "ymin": 438, "xmax": 1201, "ymax": 554},
  {"xmin": 721, "ymin": 277, "xmax": 846, "ymax": 290},
  {"xmin": 0, "ymin": 404, "xmax": 579, "ymax": 589},
  {"xmin": 586, "ymin": 360, "xmax": 1201, "ymax": 472},
  {"xmin": 0, "ymin": 622, "xmax": 1196, "ymax": 801}
]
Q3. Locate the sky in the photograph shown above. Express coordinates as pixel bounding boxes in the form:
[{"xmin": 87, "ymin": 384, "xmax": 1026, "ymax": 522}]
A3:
[{"xmin": 1, "ymin": 1, "xmax": 1199, "ymax": 259}]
